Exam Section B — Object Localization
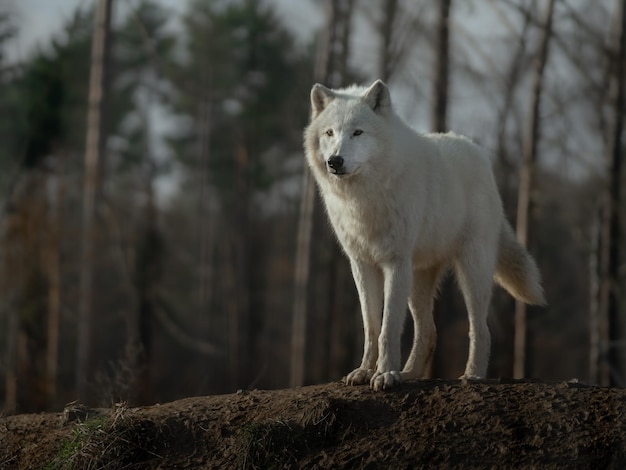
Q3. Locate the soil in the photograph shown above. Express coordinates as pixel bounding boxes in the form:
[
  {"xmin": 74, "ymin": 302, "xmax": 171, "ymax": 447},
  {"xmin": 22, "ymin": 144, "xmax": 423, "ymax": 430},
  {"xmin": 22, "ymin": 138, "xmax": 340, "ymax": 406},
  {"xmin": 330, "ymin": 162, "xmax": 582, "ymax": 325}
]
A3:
[{"xmin": 2, "ymin": 379, "xmax": 626, "ymax": 469}]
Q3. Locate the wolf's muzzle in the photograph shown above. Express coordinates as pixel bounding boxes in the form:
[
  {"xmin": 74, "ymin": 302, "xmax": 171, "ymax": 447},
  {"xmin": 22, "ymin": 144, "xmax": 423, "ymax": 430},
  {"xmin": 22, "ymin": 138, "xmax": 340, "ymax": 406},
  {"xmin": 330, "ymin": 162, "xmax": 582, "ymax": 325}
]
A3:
[{"xmin": 327, "ymin": 155, "xmax": 345, "ymax": 173}]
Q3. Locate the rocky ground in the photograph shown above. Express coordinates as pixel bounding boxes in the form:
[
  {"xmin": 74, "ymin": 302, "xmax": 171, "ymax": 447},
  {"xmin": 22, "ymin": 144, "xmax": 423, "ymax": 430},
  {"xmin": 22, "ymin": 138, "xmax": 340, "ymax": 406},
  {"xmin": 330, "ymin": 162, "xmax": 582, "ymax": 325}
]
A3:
[{"xmin": 2, "ymin": 379, "xmax": 625, "ymax": 469}]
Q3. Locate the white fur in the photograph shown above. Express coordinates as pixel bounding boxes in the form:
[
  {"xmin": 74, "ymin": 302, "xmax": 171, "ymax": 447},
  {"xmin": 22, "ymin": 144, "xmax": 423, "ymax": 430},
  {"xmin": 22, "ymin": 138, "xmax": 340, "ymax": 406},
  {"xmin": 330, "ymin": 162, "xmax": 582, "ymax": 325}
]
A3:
[{"xmin": 304, "ymin": 80, "xmax": 545, "ymax": 391}]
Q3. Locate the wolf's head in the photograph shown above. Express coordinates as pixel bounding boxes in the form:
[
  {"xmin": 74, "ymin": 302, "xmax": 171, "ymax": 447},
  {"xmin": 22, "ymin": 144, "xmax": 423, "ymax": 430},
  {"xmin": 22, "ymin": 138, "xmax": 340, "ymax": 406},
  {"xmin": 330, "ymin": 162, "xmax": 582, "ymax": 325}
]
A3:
[{"xmin": 304, "ymin": 80, "xmax": 392, "ymax": 181}]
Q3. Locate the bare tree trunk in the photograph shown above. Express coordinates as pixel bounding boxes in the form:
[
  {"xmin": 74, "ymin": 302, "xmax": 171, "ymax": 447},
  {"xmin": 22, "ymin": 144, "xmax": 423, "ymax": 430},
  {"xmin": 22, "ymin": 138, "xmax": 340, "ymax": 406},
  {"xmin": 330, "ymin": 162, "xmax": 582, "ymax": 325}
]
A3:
[
  {"xmin": 589, "ymin": 208, "xmax": 602, "ymax": 384},
  {"xmin": 4, "ymin": 305, "xmax": 18, "ymax": 414},
  {"xmin": 599, "ymin": 0, "xmax": 626, "ymax": 387},
  {"xmin": 194, "ymin": 94, "xmax": 217, "ymax": 391},
  {"xmin": 291, "ymin": 170, "xmax": 316, "ymax": 388},
  {"xmin": 2, "ymin": 211, "xmax": 21, "ymax": 414},
  {"xmin": 196, "ymin": 97, "xmax": 213, "ymax": 317},
  {"xmin": 231, "ymin": 142, "xmax": 250, "ymax": 390},
  {"xmin": 137, "ymin": 176, "xmax": 159, "ymax": 404},
  {"xmin": 44, "ymin": 171, "xmax": 62, "ymax": 409},
  {"xmin": 513, "ymin": 0, "xmax": 555, "ymax": 379},
  {"xmin": 3, "ymin": 174, "xmax": 49, "ymax": 412},
  {"xmin": 495, "ymin": 0, "xmax": 533, "ymax": 189},
  {"xmin": 77, "ymin": 0, "xmax": 112, "ymax": 401},
  {"xmin": 225, "ymin": 236, "xmax": 239, "ymax": 390},
  {"xmin": 291, "ymin": 0, "xmax": 353, "ymax": 388},
  {"xmin": 432, "ymin": 0, "xmax": 452, "ymax": 133},
  {"xmin": 378, "ymin": 0, "xmax": 398, "ymax": 82}
]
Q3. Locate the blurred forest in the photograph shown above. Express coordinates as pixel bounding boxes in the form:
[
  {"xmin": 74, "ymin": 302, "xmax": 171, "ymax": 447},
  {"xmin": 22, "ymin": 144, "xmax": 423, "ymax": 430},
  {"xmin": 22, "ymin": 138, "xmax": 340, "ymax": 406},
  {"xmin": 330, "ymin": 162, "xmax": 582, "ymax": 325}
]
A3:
[{"xmin": 0, "ymin": 0, "xmax": 624, "ymax": 414}]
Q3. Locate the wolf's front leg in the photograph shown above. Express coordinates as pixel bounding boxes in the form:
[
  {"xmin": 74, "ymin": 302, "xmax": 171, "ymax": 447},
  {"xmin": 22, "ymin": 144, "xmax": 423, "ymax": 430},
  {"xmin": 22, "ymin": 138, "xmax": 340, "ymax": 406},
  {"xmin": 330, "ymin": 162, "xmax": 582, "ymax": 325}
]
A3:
[
  {"xmin": 345, "ymin": 259, "xmax": 383, "ymax": 386},
  {"xmin": 371, "ymin": 259, "xmax": 412, "ymax": 391}
]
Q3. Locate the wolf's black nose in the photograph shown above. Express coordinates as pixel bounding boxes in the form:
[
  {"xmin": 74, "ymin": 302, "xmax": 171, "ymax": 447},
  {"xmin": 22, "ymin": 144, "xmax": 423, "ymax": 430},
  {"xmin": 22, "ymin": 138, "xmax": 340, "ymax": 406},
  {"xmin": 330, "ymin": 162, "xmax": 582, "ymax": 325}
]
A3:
[{"xmin": 327, "ymin": 155, "xmax": 344, "ymax": 170}]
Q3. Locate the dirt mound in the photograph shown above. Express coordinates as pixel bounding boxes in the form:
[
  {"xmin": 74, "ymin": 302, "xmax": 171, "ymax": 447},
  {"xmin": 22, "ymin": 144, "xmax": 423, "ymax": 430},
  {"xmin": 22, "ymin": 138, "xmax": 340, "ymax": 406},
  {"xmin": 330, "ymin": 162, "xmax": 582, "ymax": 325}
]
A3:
[{"xmin": 2, "ymin": 379, "xmax": 625, "ymax": 469}]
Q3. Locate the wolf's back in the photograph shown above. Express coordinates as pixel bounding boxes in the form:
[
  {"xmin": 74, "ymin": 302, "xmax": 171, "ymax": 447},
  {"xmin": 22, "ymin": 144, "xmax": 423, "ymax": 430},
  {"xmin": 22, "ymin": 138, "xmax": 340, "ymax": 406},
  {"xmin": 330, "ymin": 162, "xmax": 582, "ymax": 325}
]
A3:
[{"xmin": 494, "ymin": 220, "xmax": 546, "ymax": 305}]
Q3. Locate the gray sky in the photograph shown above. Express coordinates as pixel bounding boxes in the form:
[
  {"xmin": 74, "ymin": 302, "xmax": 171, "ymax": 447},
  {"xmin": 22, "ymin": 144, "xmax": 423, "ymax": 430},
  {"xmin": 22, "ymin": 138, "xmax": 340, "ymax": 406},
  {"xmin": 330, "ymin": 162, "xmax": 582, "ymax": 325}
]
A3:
[{"xmin": 7, "ymin": 0, "xmax": 88, "ymax": 63}]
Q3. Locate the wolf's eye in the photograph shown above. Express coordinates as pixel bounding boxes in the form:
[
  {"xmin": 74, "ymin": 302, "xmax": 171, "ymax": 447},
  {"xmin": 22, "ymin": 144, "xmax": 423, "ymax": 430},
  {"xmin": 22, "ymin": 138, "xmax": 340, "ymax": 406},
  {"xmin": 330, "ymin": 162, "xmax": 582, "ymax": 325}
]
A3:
[
  {"xmin": 325, "ymin": 129, "xmax": 334, "ymax": 137},
  {"xmin": 353, "ymin": 129, "xmax": 363, "ymax": 136}
]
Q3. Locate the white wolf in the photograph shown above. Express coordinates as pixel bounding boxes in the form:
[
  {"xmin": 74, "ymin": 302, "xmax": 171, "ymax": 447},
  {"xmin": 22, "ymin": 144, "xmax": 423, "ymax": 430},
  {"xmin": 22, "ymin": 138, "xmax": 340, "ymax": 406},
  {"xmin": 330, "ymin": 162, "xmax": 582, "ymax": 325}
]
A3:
[{"xmin": 303, "ymin": 79, "xmax": 545, "ymax": 391}]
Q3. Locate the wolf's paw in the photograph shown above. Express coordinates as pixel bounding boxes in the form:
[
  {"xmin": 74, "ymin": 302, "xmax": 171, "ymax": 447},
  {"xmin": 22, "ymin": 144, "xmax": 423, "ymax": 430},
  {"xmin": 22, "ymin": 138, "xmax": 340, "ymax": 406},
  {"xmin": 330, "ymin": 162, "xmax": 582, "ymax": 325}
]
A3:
[
  {"xmin": 459, "ymin": 374, "xmax": 482, "ymax": 382},
  {"xmin": 345, "ymin": 368, "xmax": 374, "ymax": 386},
  {"xmin": 370, "ymin": 370, "xmax": 402, "ymax": 391}
]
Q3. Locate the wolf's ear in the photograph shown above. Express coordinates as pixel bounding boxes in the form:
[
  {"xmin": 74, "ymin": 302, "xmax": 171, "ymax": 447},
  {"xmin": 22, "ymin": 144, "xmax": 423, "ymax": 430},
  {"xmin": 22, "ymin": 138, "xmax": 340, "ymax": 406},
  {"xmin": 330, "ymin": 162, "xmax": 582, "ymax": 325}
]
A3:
[
  {"xmin": 363, "ymin": 79, "xmax": 391, "ymax": 116},
  {"xmin": 310, "ymin": 83, "xmax": 335, "ymax": 119}
]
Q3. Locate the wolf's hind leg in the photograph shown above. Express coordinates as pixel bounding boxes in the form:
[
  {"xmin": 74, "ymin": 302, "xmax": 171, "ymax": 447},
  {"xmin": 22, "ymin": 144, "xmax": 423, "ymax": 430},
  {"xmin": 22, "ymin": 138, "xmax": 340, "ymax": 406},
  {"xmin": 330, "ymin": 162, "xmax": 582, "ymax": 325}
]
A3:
[
  {"xmin": 455, "ymin": 243, "xmax": 497, "ymax": 379},
  {"xmin": 345, "ymin": 259, "xmax": 383, "ymax": 386},
  {"xmin": 402, "ymin": 265, "xmax": 444, "ymax": 380}
]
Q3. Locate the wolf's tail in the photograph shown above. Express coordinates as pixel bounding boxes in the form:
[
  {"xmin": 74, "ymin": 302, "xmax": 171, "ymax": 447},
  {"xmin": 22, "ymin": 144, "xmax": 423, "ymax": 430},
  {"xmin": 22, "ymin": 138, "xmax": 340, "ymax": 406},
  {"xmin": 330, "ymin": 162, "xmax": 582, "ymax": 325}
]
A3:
[{"xmin": 494, "ymin": 220, "xmax": 546, "ymax": 305}]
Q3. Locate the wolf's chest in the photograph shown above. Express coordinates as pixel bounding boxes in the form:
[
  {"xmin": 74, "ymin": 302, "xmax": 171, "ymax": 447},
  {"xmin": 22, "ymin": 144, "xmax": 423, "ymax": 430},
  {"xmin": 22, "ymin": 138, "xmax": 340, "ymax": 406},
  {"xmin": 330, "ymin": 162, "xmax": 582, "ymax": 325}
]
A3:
[{"xmin": 325, "ymin": 191, "xmax": 404, "ymax": 262}]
